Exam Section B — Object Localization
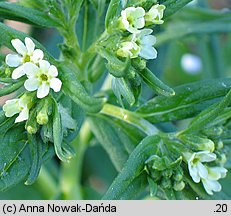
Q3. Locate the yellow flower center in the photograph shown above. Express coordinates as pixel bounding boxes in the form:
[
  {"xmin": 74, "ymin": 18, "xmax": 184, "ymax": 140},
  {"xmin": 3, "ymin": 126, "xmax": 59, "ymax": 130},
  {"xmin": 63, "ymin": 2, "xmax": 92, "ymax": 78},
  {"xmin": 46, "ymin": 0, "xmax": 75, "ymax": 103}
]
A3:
[
  {"xmin": 23, "ymin": 55, "xmax": 31, "ymax": 63},
  {"xmin": 40, "ymin": 73, "xmax": 48, "ymax": 82}
]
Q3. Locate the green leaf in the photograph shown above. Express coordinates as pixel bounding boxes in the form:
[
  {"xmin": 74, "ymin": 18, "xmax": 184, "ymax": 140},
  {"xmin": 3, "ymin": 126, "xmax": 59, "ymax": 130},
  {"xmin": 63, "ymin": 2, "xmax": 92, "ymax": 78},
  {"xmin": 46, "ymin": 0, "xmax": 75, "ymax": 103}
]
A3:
[
  {"xmin": 52, "ymin": 99, "xmax": 70, "ymax": 162},
  {"xmin": 138, "ymin": 68, "xmax": 175, "ymax": 97},
  {"xmin": 61, "ymin": 65, "xmax": 105, "ymax": 113},
  {"xmin": 163, "ymin": 0, "xmax": 193, "ymax": 17},
  {"xmin": 103, "ymin": 135, "xmax": 161, "ymax": 199},
  {"xmin": 88, "ymin": 115, "xmax": 138, "ymax": 171},
  {"xmin": 0, "ymin": 2, "xmax": 59, "ymax": 27},
  {"xmin": 156, "ymin": 18, "xmax": 231, "ymax": 47},
  {"xmin": 112, "ymin": 77, "xmax": 136, "ymax": 106},
  {"xmin": 137, "ymin": 78, "xmax": 231, "ymax": 123},
  {"xmin": 182, "ymin": 89, "xmax": 231, "ymax": 134},
  {"xmin": 25, "ymin": 134, "xmax": 43, "ymax": 185},
  {"xmin": 0, "ymin": 79, "xmax": 24, "ymax": 97},
  {"xmin": 105, "ymin": 0, "xmax": 121, "ymax": 30},
  {"xmin": 0, "ymin": 126, "xmax": 30, "ymax": 191}
]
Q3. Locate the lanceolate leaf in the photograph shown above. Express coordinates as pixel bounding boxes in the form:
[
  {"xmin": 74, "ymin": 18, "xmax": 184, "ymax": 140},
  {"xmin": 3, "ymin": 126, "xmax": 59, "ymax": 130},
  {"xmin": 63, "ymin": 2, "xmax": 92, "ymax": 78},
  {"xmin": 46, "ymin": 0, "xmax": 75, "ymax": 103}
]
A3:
[
  {"xmin": 137, "ymin": 78, "xmax": 231, "ymax": 123},
  {"xmin": 103, "ymin": 135, "xmax": 161, "ymax": 199},
  {"xmin": 105, "ymin": 0, "xmax": 121, "ymax": 30},
  {"xmin": 61, "ymin": 65, "xmax": 105, "ymax": 113},
  {"xmin": 138, "ymin": 68, "xmax": 175, "ymax": 97},
  {"xmin": 0, "ymin": 79, "xmax": 24, "ymax": 97},
  {"xmin": 88, "ymin": 115, "xmax": 142, "ymax": 171},
  {"xmin": 0, "ymin": 2, "xmax": 59, "ymax": 27},
  {"xmin": 182, "ymin": 89, "xmax": 231, "ymax": 134},
  {"xmin": 0, "ymin": 126, "xmax": 30, "ymax": 191},
  {"xmin": 162, "ymin": 0, "xmax": 193, "ymax": 17},
  {"xmin": 25, "ymin": 134, "xmax": 43, "ymax": 185}
]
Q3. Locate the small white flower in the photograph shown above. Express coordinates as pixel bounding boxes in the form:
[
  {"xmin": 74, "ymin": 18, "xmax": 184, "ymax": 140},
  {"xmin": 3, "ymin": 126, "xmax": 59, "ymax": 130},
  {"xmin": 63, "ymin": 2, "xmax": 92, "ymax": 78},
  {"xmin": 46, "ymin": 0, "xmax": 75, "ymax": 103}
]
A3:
[
  {"xmin": 202, "ymin": 167, "xmax": 227, "ymax": 195},
  {"xmin": 145, "ymin": 4, "xmax": 166, "ymax": 25},
  {"xmin": 24, "ymin": 60, "xmax": 62, "ymax": 98},
  {"xmin": 135, "ymin": 29, "xmax": 157, "ymax": 60},
  {"xmin": 120, "ymin": 7, "xmax": 145, "ymax": 33},
  {"xmin": 116, "ymin": 41, "xmax": 140, "ymax": 58},
  {"xmin": 5, "ymin": 37, "xmax": 44, "ymax": 80},
  {"xmin": 184, "ymin": 151, "xmax": 216, "ymax": 183},
  {"xmin": 3, "ymin": 95, "xmax": 31, "ymax": 123}
]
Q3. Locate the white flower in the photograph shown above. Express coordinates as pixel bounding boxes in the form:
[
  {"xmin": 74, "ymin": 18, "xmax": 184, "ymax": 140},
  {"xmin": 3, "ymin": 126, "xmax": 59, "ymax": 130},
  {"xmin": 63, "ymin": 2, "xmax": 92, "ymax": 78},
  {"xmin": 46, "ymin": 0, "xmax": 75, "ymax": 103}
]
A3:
[
  {"xmin": 5, "ymin": 37, "xmax": 44, "ymax": 80},
  {"xmin": 184, "ymin": 151, "xmax": 216, "ymax": 183},
  {"xmin": 24, "ymin": 60, "xmax": 62, "ymax": 98},
  {"xmin": 145, "ymin": 4, "xmax": 166, "ymax": 25},
  {"xmin": 135, "ymin": 29, "xmax": 157, "ymax": 60},
  {"xmin": 116, "ymin": 41, "xmax": 140, "ymax": 58},
  {"xmin": 120, "ymin": 7, "xmax": 145, "ymax": 33},
  {"xmin": 3, "ymin": 95, "xmax": 31, "ymax": 123},
  {"xmin": 202, "ymin": 167, "xmax": 227, "ymax": 195}
]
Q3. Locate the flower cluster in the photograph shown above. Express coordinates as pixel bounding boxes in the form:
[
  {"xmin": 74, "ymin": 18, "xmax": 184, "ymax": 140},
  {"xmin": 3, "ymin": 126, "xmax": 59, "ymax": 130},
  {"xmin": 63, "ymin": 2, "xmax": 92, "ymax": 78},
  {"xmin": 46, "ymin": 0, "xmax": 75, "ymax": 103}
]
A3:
[
  {"xmin": 183, "ymin": 150, "xmax": 227, "ymax": 195},
  {"xmin": 3, "ymin": 37, "xmax": 62, "ymax": 124},
  {"xmin": 116, "ymin": 4, "xmax": 165, "ymax": 60}
]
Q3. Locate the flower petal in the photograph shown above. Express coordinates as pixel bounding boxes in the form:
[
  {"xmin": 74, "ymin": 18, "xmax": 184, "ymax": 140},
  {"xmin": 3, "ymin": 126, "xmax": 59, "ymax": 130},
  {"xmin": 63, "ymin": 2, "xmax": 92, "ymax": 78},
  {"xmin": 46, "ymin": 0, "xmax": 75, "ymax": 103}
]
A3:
[
  {"xmin": 12, "ymin": 65, "xmax": 26, "ymax": 79},
  {"xmin": 50, "ymin": 78, "xmax": 62, "ymax": 92},
  {"xmin": 31, "ymin": 49, "xmax": 44, "ymax": 63},
  {"xmin": 24, "ymin": 78, "xmax": 39, "ymax": 91},
  {"xmin": 3, "ymin": 99, "xmax": 20, "ymax": 117},
  {"xmin": 141, "ymin": 35, "xmax": 156, "ymax": 46},
  {"xmin": 37, "ymin": 82, "xmax": 50, "ymax": 98},
  {"xmin": 202, "ymin": 179, "xmax": 221, "ymax": 195},
  {"xmin": 188, "ymin": 164, "xmax": 200, "ymax": 183},
  {"xmin": 11, "ymin": 39, "xmax": 27, "ymax": 55},
  {"xmin": 25, "ymin": 37, "xmax": 35, "ymax": 55},
  {"xmin": 39, "ymin": 60, "xmax": 50, "ymax": 71},
  {"xmin": 15, "ymin": 108, "xmax": 29, "ymax": 123},
  {"xmin": 198, "ymin": 151, "xmax": 216, "ymax": 162},
  {"xmin": 48, "ymin": 65, "xmax": 58, "ymax": 77},
  {"xmin": 139, "ymin": 46, "xmax": 157, "ymax": 60},
  {"xmin": 24, "ymin": 62, "xmax": 39, "ymax": 77},
  {"xmin": 197, "ymin": 162, "xmax": 208, "ymax": 179},
  {"xmin": 5, "ymin": 54, "xmax": 22, "ymax": 67}
]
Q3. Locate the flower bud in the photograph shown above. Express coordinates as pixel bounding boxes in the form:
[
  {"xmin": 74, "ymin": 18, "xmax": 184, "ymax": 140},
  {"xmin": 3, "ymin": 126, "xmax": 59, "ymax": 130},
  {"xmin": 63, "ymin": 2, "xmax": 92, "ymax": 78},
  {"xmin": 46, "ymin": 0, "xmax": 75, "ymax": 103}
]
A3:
[
  {"xmin": 173, "ymin": 170, "xmax": 183, "ymax": 182},
  {"xmin": 37, "ymin": 110, "xmax": 49, "ymax": 125},
  {"xmin": 173, "ymin": 181, "xmax": 185, "ymax": 191},
  {"xmin": 216, "ymin": 140, "xmax": 224, "ymax": 150},
  {"xmin": 160, "ymin": 178, "xmax": 172, "ymax": 189},
  {"xmin": 26, "ymin": 125, "xmax": 37, "ymax": 134}
]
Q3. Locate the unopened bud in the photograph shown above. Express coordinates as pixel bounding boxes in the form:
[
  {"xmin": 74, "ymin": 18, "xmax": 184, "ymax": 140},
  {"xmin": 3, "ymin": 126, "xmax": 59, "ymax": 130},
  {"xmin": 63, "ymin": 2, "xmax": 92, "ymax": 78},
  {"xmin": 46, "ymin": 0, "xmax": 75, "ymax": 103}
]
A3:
[
  {"xmin": 37, "ymin": 111, "xmax": 48, "ymax": 125},
  {"xmin": 26, "ymin": 125, "xmax": 37, "ymax": 134},
  {"xmin": 173, "ymin": 181, "xmax": 185, "ymax": 191},
  {"xmin": 161, "ymin": 178, "xmax": 172, "ymax": 189}
]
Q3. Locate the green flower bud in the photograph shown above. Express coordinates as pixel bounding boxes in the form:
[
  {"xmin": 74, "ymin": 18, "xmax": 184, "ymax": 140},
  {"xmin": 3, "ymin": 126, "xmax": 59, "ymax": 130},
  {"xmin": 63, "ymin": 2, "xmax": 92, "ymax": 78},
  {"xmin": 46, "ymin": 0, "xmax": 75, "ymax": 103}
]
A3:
[
  {"xmin": 173, "ymin": 171, "xmax": 183, "ymax": 182},
  {"xmin": 218, "ymin": 154, "xmax": 227, "ymax": 165},
  {"xmin": 160, "ymin": 178, "xmax": 172, "ymax": 189},
  {"xmin": 163, "ymin": 169, "xmax": 172, "ymax": 178},
  {"xmin": 26, "ymin": 125, "xmax": 37, "ymax": 134},
  {"xmin": 37, "ymin": 110, "xmax": 49, "ymax": 125},
  {"xmin": 173, "ymin": 181, "xmax": 185, "ymax": 191},
  {"xmin": 216, "ymin": 140, "xmax": 224, "ymax": 150},
  {"xmin": 5, "ymin": 67, "xmax": 11, "ymax": 76},
  {"xmin": 179, "ymin": 134, "xmax": 214, "ymax": 152}
]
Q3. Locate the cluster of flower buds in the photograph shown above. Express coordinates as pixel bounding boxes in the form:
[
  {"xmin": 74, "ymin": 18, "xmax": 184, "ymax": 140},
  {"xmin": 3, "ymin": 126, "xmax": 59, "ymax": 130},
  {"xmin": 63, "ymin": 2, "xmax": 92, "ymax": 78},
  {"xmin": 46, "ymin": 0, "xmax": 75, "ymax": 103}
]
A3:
[
  {"xmin": 145, "ymin": 155, "xmax": 185, "ymax": 194},
  {"xmin": 116, "ymin": 4, "xmax": 165, "ymax": 60},
  {"xmin": 3, "ymin": 37, "xmax": 62, "ymax": 128}
]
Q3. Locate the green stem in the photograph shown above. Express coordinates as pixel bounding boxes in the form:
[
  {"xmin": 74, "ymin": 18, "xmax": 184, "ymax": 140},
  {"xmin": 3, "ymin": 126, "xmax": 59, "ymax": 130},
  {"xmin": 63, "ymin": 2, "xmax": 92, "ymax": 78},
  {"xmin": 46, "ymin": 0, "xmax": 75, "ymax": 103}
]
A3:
[
  {"xmin": 100, "ymin": 103, "xmax": 159, "ymax": 136},
  {"xmin": 59, "ymin": 121, "xmax": 92, "ymax": 199},
  {"xmin": 35, "ymin": 166, "xmax": 57, "ymax": 199}
]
